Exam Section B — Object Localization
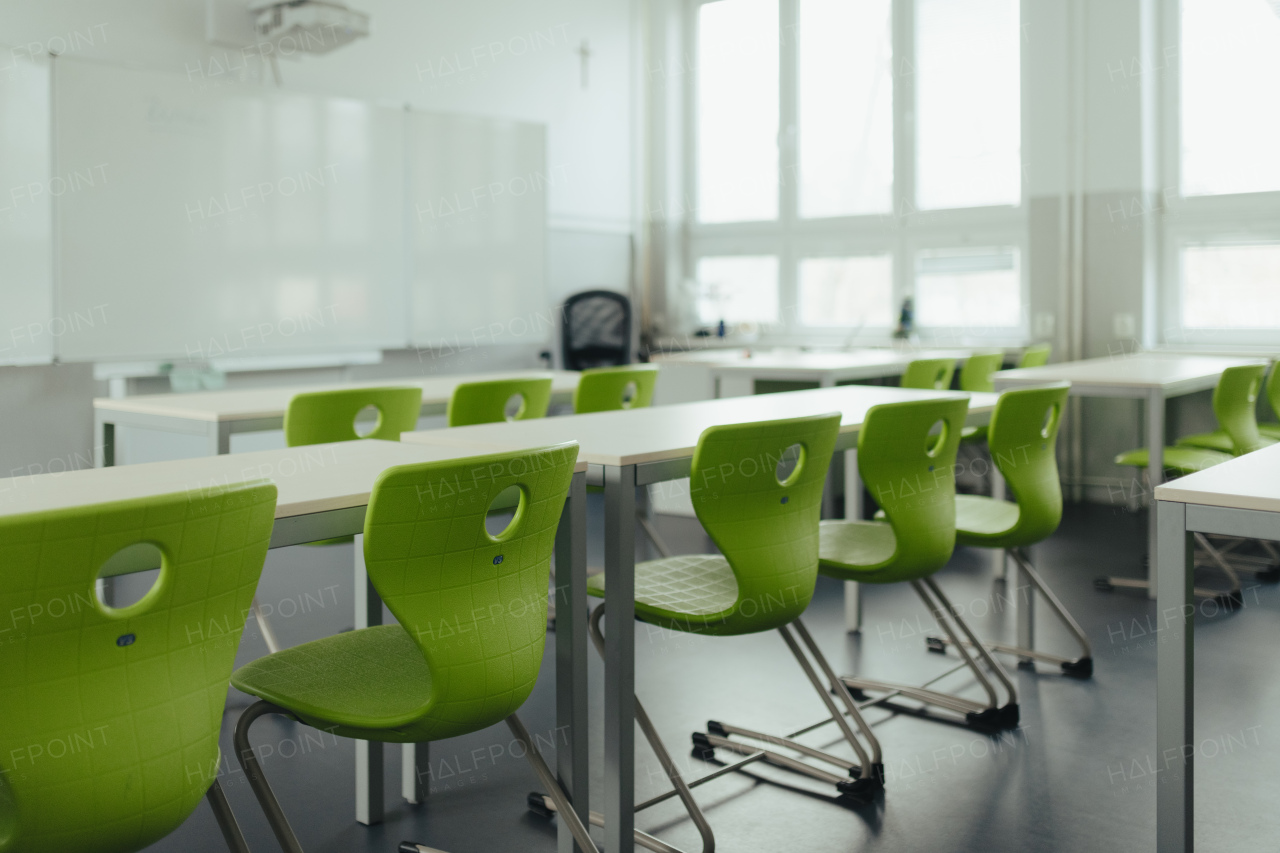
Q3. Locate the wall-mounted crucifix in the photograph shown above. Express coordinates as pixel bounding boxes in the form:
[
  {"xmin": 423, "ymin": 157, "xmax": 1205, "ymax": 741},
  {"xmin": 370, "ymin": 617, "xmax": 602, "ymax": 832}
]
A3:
[{"xmin": 578, "ymin": 39, "xmax": 592, "ymax": 89}]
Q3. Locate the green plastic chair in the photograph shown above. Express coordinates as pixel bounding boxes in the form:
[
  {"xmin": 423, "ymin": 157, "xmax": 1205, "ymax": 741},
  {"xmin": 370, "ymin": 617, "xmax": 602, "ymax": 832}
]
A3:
[
  {"xmin": 0, "ymin": 480, "xmax": 277, "ymax": 853},
  {"xmin": 573, "ymin": 364, "xmax": 659, "ymax": 414},
  {"xmin": 1019, "ymin": 343, "xmax": 1052, "ymax": 368},
  {"xmin": 1174, "ymin": 363, "xmax": 1276, "ymax": 455},
  {"xmin": 229, "ymin": 444, "xmax": 599, "ymax": 853},
  {"xmin": 958, "ymin": 351, "xmax": 1006, "ymax": 443},
  {"xmin": 284, "ymin": 386, "xmax": 423, "ymax": 446},
  {"xmin": 818, "ymin": 397, "xmax": 1019, "ymax": 730},
  {"xmin": 447, "ymin": 376, "xmax": 553, "ymax": 427},
  {"xmin": 283, "ymin": 386, "xmax": 423, "ymax": 554},
  {"xmin": 574, "ymin": 414, "xmax": 879, "ymax": 851},
  {"xmin": 901, "ymin": 357, "xmax": 956, "ymax": 390},
  {"xmin": 944, "ymin": 384, "xmax": 1093, "ymax": 677},
  {"xmin": 1259, "ymin": 362, "xmax": 1280, "ymax": 441}
]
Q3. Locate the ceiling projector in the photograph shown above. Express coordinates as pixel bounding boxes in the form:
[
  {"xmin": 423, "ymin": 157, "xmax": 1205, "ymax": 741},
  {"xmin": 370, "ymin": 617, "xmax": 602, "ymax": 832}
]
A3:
[{"xmin": 247, "ymin": 0, "xmax": 370, "ymax": 54}]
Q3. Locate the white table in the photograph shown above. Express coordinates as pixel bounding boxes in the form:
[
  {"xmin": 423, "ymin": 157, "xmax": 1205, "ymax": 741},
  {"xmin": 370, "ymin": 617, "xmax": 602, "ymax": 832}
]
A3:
[
  {"xmin": 403, "ymin": 384, "xmax": 997, "ymax": 853},
  {"xmin": 0, "ymin": 440, "xmax": 592, "ymax": 851},
  {"xmin": 994, "ymin": 354, "xmax": 1266, "ymax": 591},
  {"xmin": 1154, "ymin": 444, "xmax": 1280, "ymax": 853},
  {"xmin": 92, "ymin": 370, "xmax": 581, "ymax": 466}
]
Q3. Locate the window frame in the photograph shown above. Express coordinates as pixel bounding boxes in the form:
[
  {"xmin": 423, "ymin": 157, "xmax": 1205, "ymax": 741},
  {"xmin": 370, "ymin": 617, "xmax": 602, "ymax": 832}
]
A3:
[
  {"xmin": 1159, "ymin": 0, "xmax": 1280, "ymax": 347},
  {"xmin": 684, "ymin": 0, "xmax": 1029, "ymax": 346}
]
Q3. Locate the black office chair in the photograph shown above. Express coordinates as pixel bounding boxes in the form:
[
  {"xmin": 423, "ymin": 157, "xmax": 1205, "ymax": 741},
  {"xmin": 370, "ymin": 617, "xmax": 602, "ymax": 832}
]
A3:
[{"xmin": 562, "ymin": 289, "xmax": 631, "ymax": 370}]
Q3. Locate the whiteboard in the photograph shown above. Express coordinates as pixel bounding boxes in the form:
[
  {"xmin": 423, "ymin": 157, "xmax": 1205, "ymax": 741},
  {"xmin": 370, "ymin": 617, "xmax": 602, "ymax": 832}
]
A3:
[
  {"xmin": 408, "ymin": 111, "xmax": 549, "ymax": 350},
  {"xmin": 53, "ymin": 57, "xmax": 407, "ymax": 362},
  {"xmin": 0, "ymin": 50, "xmax": 53, "ymax": 366}
]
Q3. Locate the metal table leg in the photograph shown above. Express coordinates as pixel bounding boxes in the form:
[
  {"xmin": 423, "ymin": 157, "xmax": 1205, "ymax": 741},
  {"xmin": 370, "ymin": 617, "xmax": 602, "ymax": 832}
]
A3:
[
  {"xmin": 353, "ymin": 533, "xmax": 384, "ymax": 826},
  {"xmin": 1146, "ymin": 390, "xmax": 1165, "ymax": 599},
  {"xmin": 1156, "ymin": 500, "xmax": 1193, "ymax": 853},
  {"xmin": 843, "ymin": 447, "xmax": 862, "ymax": 633},
  {"xmin": 556, "ymin": 471, "xmax": 590, "ymax": 853},
  {"xmin": 603, "ymin": 464, "xmax": 637, "ymax": 852}
]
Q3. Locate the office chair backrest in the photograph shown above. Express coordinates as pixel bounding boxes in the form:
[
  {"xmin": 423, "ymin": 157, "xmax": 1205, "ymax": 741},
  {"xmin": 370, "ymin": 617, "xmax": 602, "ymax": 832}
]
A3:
[
  {"xmin": 987, "ymin": 383, "xmax": 1071, "ymax": 547},
  {"xmin": 562, "ymin": 290, "xmax": 631, "ymax": 370},
  {"xmin": 573, "ymin": 364, "xmax": 659, "ymax": 414},
  {"xmin": 362, "ymin": 443, "xmax": 579, "ymax": 739},
  {"xmin": 1019, "ymin": 343, "xmax": 1052, "ymax": 368},
  {"xmin": 959, "ymin": 351, "xmax": 1006, "ymax": 393},
  {"xmin": 1214, "ymin": 363, "xmax": 1268, "ymax": 455},
  {"xmin": 0, "ymin": 481, "xmax": 277, "ymax": 853},
  {"xmin": 858, "ymin": 397, "xmax": 969, "ymax": 582},
  {"xmin": 284, "ymin": 386, "xmax": 423, "ymax": 446},
  {"xmin": 688, "ymin": 413, "xmax": 841, "ymax": 633},
  {"xmin": 901, "ymin": 358, "xmax": 956, "ymax": 390},
  {"xmin": 447, "ymin": 377, "xmax": 553, "ymax": 427}
]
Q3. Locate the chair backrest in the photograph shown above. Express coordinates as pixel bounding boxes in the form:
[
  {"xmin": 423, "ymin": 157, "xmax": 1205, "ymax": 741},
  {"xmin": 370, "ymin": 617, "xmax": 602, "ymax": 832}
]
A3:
[
  {"xmin": 1214, "ymin": 363, "xmax": 1268, "ymax": 455},
  {"xmin": 362, "ymin": 444, "xmax": 579, "ymax": 738},
  {"xmin": 0, "ymin": 481, "xmax": 277, "ymax": 853},
  {"xmin": 562, "ymin": 290, "xmax": 631, "ymax": 370},
  {"xmin": 688, "ymin": 413, "xmax": 841, "ymax": 633},
  {"xmin": 284, "ymin": 386, "xmax": 423, "ymax": 446},
  {"xmin": 859, "ymin": 397, "xmax": 969, "ymax": 581},
  {"xmin": 447, "ymin": 377, "xmax": 554, "ymax": 427},
  {"xmin": 1019, "ymin": 343, "xmax": 1052, "ymax": 368},
  {"xmin": 987, "ymin": 383, "xmax": 1071, "ymax": 546},
  {"xmin": 959, "ymin": 351, "xmax": 1006, "ymax": 393},
  {"xmin": 901, "ymin": 358, "xmax": 957, "ymax": 390},
  {"xmin": 573, "ymin": 364, "xmax": 659, "ymax": 414}
]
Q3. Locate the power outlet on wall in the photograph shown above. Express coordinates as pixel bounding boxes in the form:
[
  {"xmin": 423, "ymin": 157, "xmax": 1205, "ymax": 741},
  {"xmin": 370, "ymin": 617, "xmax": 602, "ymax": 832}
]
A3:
[
  {"xmin": 1113, "ymin": 312, "xmax": 1137, "ymax": 339},
  {"xmin": 1033, "ymin": 312, "xmax": 1056, "ymax": 338}
]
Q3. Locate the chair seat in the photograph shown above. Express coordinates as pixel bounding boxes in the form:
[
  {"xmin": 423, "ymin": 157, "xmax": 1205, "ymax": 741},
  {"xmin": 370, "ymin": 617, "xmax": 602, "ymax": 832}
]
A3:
[
  {"xmin": 1176, "ymin": 429, "xmax": 1277, "ymax": 454},
  {"xmin": 955, "ymin": 494, "xmax": 1021, "ymax": 546},
  {"xmin": 232, "ymin": 625, "xmax": 433, "ymax": 738},
  {"xmin": 587, "ymin": 554, "xmax": 739, "ymax": 630},
  {"xmin": 1114, "ymin": 445, "xmax": 1232, "ymax": 475},
  {"xmin": 961, "ymin": 425, "xmax": 988, "ymax": 443},
  {"xmin": 817, "ymin": 520, "xmax": 897, "ymax": 579}
]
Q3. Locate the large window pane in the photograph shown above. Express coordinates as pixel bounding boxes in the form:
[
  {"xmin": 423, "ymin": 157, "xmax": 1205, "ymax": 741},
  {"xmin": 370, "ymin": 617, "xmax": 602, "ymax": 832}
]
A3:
[
  {"xmin": 916, "ymin": 0, "xmax": 1021, "ymax": 210},
  {"xmin": 697, "ymin": 0, "xmax": 780, "ymax": 223},
  {"xmin": 1181, "ymin": 0, "xmax": 1280, "ymax": 196},
  {"xmin": 915, "ymin": 247, "xmax": 1020, "ymax": 327},
  {"xmin": 798, "ymin": 256, "xmax": 894, "ymax": 327},
  {"xmin": 797, "ymin": 0, "xmax": 894, "ymax": 218},
  {"xmin": 1181, "ymin": 244, "xmax": 1280, "ymax": 329},
  {"xmin": 695, "ymin": 255, "xmax": 779, "ymax": 324}
]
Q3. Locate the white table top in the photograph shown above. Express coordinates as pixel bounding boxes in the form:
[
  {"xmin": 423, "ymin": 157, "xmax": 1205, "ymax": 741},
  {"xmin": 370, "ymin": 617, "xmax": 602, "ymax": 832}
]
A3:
[
  {"xmin": 0, "ymin": 440, "xmax": 586, "ymax": 520},
  {"xmin": 1155, "ymin": 443, "xmax": 1280, "ymax": 514},
  {"xmin": 92, "ymin": 370, "xmax": 581, "ymax": 423},
  {"xmin": 993, "ymin": 353, "xmax": 1264, "ymax": 394},
  {"xmin": 403, "ymin": 385, "xmax": 1000, "ymax": 468},
  {"xmin": 654, "ymin": 347, "xmax": 977, "ymax": 373}
]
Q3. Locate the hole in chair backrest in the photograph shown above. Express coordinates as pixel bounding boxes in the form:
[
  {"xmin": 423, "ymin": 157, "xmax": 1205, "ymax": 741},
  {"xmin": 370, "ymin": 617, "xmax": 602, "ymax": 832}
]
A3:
[
  {"xmin": 353, "ymin": 404, "xmax": 381, "ymax": 438},
  {"xmin": 504, "ymin": 393, "xmax": 527, "ymax": 421},
  {"xmin": 95, "ymin": 542, "xmax": 165, "ymax": 613},
  {"xmin": 620, "ymin": 380, "xmax": 639, "ymax": 409},
  {"xmin": 933, "ymin": 367, "xmax": 948, "ymax": 388},
  {"xmin": 1040, "ymin": 403, "xmax": 1060, "ymax": 440},
  {"xmin": 924, "ymin": 419, "xmax": 947, "ymax": 457},
  {"xmin": 1249, "ymin": 376, "xmax": 1262, "ymax": 405},
  {"xmin": 776, "ymin": 443, "xmax": 804, "ymax": 487},
  {"xmin": 485, "ymin": 484, "xmax": 526, "ymax": 540}
]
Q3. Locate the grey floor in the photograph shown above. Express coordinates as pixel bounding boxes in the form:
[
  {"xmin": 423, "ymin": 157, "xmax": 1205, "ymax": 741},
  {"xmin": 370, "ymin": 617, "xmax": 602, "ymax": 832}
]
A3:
[{"xmin": 143, "ymin": 500, "xmax": 1280, "ymax": 853}]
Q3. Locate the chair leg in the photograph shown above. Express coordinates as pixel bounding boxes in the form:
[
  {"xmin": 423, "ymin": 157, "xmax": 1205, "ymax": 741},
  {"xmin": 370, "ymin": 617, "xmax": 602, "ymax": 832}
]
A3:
[
  {"xmin": 506, "ymin": 713, "xmax": 601, "ymax": 853},
  {"xmin": 233, "ymin": 700, "xmax": 306, "ymax": 853},
  {"xmin": 841, "ymin": 579, "xmax": 1016, "ymax": 730},
  {"xmin": 927, "ymin": 547, "xmax": 1093, "ymax": 677},
  {"xmin": 251, "ymin": 596, "xmax": 282, "ymax": 654},
  {"xmin": 205, "ymin": 777, "xmax": 251, "ymax": 853}
]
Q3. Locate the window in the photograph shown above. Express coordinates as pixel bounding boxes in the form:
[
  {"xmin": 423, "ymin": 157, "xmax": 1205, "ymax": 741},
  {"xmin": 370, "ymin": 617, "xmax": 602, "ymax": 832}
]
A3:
[
  {"xmin": 695, "ymin": 256, "xmax": 780, "ymax": 325},
  {"xmin": 1180, "ymin": 0, "xmax": 1280, "ymax": 197},
  {"xmin": 1180, "ymin": 244, "xmax": 1280, "ymax": 330},
  {"xmin": 696, "ymin": 0, "xmax": 780, "ymax": 223},
  {"xmin": 915, "ymin": 0, "xmax": 1022, "ymax": 210},
  {"xmin": 798, "ymin": 256, "xmax": 894, "ymax": 328},
  {"xmin": 915, "ymin": 247, "xmax": 1021, "ymax": 328},
  {"xmin": 797, "ymin": 0, "xmax": 894, "ymax": 218},
  {"xmin": 687, "ymin": 0, "xmax": 1025, "ymax": 340}
]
